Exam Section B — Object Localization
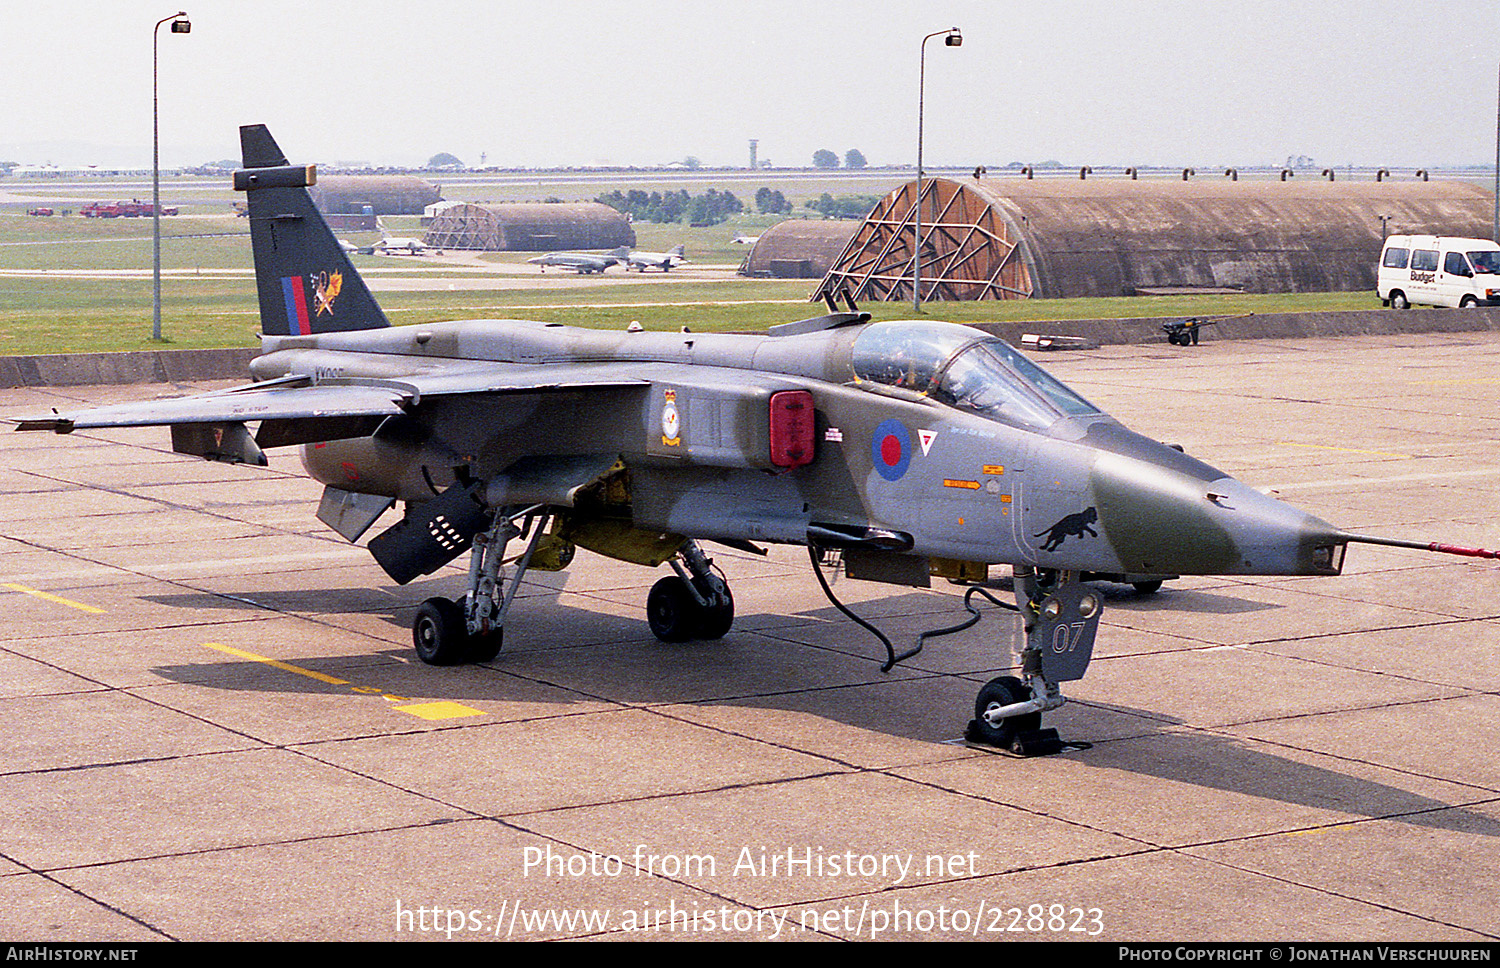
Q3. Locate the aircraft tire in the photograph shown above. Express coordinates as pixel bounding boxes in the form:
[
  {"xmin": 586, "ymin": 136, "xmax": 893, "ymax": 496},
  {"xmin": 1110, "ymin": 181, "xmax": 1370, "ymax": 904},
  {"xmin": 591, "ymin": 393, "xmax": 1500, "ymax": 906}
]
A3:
[
  {"xmin": 693, "ymin": 576, "xmax": 734, "ymax": 639},
  {"xmin": 468, "ymin": 628, "xmax": 503, "ymax": 662},
  {"xmin": 413, "ymin": 597, "xmax": 469, "ymax": 665},
  {"xmin": 970, "ymin": 676, "xmax": 1041, "ymax": 749},
  {"xmin": 647, "ymin": 576, "xmax": 702, "ymax": 642},
  {"xmin": 1131, "ymin": 579, "xmax": 1164, "ymax": 595}
]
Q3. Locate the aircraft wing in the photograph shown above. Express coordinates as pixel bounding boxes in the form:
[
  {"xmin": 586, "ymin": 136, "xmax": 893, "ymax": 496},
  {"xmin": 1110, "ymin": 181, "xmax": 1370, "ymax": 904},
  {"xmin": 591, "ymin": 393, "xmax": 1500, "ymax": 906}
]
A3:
[
  {"xmin": 15, "ymin": 381, "xmax": 413, "ymax": 433},
  {"xmin": 14, "ymin": 364, "xmax": 651, "ymax": 464},
  {"xmin": 15, "ymin": 364, "xmax": 651, "ymax": 433}
]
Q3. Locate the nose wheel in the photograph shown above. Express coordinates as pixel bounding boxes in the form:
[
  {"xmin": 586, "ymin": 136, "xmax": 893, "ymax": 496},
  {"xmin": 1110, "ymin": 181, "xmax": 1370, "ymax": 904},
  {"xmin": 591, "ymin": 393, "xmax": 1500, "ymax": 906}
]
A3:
[
  {"xmin": 969, "ymin": 676, "xmax": 1041, "ymax": 749},
  {"xmin": 965, "ymin": 568, "xmax": 1101, "ymax": 755}
]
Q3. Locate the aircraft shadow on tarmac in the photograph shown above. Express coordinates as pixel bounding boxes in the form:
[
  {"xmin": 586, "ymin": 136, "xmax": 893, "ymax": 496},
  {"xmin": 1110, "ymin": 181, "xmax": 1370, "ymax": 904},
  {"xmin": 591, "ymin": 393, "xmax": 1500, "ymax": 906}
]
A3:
[
  {"xmin": 138, "ymin": 571, "xmax": 1281, "ymax": 621},
  {"xmin": 141, "ymin": 581, "xmax": 1496, "ymax": 838}
]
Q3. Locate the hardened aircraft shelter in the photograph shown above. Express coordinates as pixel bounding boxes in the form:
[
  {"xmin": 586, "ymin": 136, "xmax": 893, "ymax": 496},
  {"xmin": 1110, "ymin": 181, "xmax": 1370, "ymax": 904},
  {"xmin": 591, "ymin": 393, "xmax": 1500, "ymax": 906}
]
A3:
[
  {"xmin": 422, "ymin": 202, "xmax": 635, "ymax": 252},
  {"xmin": 813, "ymin": 175, "xmax": 1496, "ymax": 302}
]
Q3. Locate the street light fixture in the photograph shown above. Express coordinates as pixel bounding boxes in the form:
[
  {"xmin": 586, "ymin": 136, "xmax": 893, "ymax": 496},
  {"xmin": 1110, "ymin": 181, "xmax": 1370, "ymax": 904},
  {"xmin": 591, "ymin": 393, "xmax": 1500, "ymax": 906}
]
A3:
[
  {"xmin": 914, "ymin": 26, "xmax": 961, "ymax": 312},
  {"xmin": 153, "ymin": 11, "xmax": 190, "ymax": 342}
]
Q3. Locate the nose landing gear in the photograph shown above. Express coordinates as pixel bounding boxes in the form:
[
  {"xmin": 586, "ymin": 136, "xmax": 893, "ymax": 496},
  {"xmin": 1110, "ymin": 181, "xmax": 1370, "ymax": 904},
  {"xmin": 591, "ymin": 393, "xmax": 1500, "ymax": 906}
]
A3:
[{"xmin": 967, "ymin": 567, "xmax": 1101, "ymax": 755}]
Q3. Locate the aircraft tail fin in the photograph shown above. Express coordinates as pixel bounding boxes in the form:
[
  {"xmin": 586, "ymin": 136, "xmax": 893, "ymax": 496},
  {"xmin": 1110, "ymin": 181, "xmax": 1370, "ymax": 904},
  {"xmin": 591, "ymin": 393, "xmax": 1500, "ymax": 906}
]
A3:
[
  {"xmin": 609, "ymin": 245, "xmax": 630, "ymax": 258},
  {"xmin": 669, "ymin": 244, "xmax": 685, "ymax": 257},
  {"xmin": 235, "ymin": 124, "xmax": 389, "ymax": 336}
]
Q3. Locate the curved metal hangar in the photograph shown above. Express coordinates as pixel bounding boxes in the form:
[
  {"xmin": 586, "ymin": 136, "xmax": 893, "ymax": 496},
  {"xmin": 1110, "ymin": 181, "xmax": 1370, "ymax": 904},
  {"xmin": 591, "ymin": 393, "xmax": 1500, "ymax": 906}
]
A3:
[{"xmin": 815, "ymin": 176, "xmax": 1496, "ymax": 302}]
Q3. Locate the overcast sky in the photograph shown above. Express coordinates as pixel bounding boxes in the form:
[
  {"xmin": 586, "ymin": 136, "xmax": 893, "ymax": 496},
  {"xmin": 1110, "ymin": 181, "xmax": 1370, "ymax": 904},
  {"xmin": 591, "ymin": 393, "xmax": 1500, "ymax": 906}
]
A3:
[{"xmin": 4, "ymin": 0, "xmax": 1498, "ymax": 170}]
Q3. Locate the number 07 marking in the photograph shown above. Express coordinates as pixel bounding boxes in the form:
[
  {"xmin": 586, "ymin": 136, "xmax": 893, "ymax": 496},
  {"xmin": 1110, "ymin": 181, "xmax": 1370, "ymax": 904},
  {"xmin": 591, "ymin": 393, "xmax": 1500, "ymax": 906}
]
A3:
[{"xmin": 1051, "ymin": 622, "xmax": 1086, "ymax": 653}]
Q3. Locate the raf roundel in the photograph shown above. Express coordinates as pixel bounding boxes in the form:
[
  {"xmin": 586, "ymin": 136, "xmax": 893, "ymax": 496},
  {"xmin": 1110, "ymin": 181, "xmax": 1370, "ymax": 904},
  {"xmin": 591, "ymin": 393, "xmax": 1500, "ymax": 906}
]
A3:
[{"xmin": 871, "ymin": 419, "xmax": 912, "ymax": 481}]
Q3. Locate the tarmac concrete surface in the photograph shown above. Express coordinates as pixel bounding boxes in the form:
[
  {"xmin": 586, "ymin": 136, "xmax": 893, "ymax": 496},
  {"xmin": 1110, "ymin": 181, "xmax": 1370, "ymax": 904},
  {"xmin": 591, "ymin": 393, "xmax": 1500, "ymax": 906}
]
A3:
[{"xmin": 0, "ymin": 332, "xmax": 1496, "ymax": 942}]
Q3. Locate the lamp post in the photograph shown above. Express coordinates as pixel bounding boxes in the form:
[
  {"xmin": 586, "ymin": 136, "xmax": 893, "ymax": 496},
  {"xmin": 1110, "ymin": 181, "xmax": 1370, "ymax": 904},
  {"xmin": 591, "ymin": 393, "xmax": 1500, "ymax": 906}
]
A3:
[
  {"xmin": 153, "ymin": 11, "xmax": 190, "ymax": 342},
  {"xmin": 914, "ymin": 26, "xmax": 961, "ymax": 312}
]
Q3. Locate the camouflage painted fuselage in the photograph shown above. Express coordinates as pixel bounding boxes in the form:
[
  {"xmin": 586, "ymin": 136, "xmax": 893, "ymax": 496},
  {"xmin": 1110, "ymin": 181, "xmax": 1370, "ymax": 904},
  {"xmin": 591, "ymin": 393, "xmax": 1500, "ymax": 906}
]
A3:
[{"xmin": 254, "ymin": 317, "xmax": 1346, "ymax": 580}]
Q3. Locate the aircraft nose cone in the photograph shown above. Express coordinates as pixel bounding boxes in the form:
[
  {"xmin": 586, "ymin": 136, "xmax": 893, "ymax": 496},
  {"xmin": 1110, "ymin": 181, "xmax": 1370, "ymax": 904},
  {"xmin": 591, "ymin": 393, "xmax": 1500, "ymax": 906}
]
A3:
[{"xmin": 1092, "ymin": 451, "xmax": 1344, "ymax": 576}]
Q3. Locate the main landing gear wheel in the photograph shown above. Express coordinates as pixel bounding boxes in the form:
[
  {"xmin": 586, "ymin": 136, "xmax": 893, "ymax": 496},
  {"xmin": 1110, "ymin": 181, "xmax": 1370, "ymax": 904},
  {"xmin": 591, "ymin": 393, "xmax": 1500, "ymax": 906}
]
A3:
[
  {"xmin": 1131, "ymin": 579, "xmax": 1164, "ymax": 595},
  {"xmin": 468, "ymin": 628, "xmax": 503, "ymax": 663},
  {"xmin": 408, "ymin": 506, "xmax": 551, "ymax": 667},
  {"xmin": 413, "ymin": 597, "xmax": 468, "ymax": 666},
  {"xmin": 969, "ymin": 676, "xmax": 1041, "ymax": 750},
  {"xmin": 647, "ymin": 576, "xmax": 696, "ymax": 642},
  {"xmin": 697, "ymin": 578, "xmax": 734, "ymax": 639},
  {"xmin": 646, "ymin": 575, "xmax": 735, "ymax": 642},
  {"xmin": 411, "ymin": 597, "xmax": 505, "ymax": 664}
]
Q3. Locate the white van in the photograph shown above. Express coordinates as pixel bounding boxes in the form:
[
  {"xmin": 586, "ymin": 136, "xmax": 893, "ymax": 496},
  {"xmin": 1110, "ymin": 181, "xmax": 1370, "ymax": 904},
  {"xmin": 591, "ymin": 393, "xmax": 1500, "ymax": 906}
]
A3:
[{"xmin": 1378, "ymin": 235, "xmax": 1500, "ymax": 308}]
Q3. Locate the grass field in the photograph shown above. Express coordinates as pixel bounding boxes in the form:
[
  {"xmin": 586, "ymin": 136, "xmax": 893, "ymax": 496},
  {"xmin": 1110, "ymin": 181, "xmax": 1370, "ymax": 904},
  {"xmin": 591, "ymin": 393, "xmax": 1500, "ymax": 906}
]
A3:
[
  {"xmin": 0, "ymin": 173, "xmax": 1383, "ymax": 356},
  {"xmin": 0, "ymin": 269, "xmax": 1379, "ymax": 356}
]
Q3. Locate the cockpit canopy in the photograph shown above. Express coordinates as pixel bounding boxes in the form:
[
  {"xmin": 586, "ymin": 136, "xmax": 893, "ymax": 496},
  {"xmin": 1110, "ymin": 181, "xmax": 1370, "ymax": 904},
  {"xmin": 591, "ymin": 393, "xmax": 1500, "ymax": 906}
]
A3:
[{"xmin": 850, "ymin": 320, "xmax": 1100, "ymax": 430}]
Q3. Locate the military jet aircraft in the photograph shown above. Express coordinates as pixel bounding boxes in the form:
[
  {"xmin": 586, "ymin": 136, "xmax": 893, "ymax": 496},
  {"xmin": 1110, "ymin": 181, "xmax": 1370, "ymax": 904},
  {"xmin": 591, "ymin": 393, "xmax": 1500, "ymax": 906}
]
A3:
[
  {"xmin": 366, "ymin": 217, "xmax": 438, "ymax": 256},
  {"xmin": 622, "ymin": 243, "xmax": 687, "ymax": 271},
  {"xmin": 16, "ymin": 125, "xmax": 1498, "ymax": 751},
  {"xmin": 527, "ymin": 247, "xmax": 630, "ymax": 274}
]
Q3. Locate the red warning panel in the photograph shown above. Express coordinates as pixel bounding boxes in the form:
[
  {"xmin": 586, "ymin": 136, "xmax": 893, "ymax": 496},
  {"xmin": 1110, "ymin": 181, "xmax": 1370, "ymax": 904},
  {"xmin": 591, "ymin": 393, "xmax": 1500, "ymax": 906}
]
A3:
[{"xmin": 768, "ymin": 390, "xmax": 816, "ymax": 468}]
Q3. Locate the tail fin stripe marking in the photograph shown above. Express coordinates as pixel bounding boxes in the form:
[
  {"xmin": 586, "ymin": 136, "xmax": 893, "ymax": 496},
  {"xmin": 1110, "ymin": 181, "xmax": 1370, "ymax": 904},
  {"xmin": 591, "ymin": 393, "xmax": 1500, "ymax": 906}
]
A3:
[{"xmin": 281, "ymin": 276, "xmax": 311, "ymax": 336}]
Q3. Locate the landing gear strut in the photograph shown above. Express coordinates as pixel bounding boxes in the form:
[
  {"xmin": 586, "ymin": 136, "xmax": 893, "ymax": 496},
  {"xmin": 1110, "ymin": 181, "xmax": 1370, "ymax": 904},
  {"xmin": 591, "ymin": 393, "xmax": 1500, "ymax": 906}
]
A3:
[
  {"xmin": 647, "ymin": 539, "xmax": 734, "ymax": 642},
  {"xmin": 967, "ymin": 567, "xmax": 1102, "ymax": 754},
  {"xmin": 411, "ymin": 505, "xmax": 546, "ymax": 665}
]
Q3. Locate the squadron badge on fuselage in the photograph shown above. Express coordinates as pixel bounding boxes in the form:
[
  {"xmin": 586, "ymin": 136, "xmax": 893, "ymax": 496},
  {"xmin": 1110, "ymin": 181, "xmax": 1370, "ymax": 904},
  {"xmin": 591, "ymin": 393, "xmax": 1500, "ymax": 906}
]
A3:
[{"xmin": 661, "ymin": 389, "xmax": 681, "ymax": 446}]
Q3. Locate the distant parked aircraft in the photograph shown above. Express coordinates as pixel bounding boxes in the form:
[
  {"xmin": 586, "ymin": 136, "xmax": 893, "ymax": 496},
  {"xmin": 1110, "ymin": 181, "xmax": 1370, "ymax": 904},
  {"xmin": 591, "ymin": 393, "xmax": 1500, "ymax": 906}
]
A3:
[
  {"xmin": 527, "ymin": 247, "xmax": 631, "ymax": 274},
  {"xmin": 622, "ymin": 244, "xmax": 687, "ymax": 272},
  {"xmin": 365, "ymin": 218, "xmax": 439, "ymax": 256}
]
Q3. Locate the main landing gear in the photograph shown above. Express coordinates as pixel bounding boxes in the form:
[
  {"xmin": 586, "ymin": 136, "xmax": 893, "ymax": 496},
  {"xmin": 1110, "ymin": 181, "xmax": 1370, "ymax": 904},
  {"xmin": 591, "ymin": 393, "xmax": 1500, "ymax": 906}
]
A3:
[
  {"xmin": 412, "ymin": 506, "xmax": 547, "ymax": 665},
  {"xmin": 646, "ymin": 540, "xmax": 734, "ymax": 643},
  {"xmin": 410, "ymin": 521, "xmax": 736, "ymax": 663},
  {"xmin": 967, "ymin": 567, "xmax": 1102, "ymax": 754}
]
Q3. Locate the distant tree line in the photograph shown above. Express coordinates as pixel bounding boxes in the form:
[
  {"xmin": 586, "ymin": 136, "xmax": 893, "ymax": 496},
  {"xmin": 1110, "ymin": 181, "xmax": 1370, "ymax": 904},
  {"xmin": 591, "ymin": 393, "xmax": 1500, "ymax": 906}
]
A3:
[
  {"xmin": 806, "ymin": 192, "xmax": 882, "ymax": 219},
  {"xmin": 596, "ymin": 188, "xmax": 744, "ymax": 225},
  {"xmin": 811, "ymin": 148, "xmax": 868, "ymax": 169},
  {"xmin": 755, "ymin": 188, "xmax": 792, "ymax": 214}
]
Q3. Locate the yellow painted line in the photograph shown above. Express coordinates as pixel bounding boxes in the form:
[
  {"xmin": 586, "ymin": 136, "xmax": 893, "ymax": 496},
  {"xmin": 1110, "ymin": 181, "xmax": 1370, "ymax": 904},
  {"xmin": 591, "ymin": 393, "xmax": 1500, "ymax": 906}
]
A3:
[
  {"xmin": 203, "ymin": 643, "xmax": 350, "ymax": 686},
  {"xmin": 1277, "ymin": 442, "xmax": 1411, "ymax": 459},
  {"xmin": 2, "ymin": 583, "xmax": 105, "ymax": 614},
  {"xmin": 201, "ymin": 644, "xmax": 480, "ymax": 719},
  {"xmin": 1288, "ymin": 823, "xmax": 1361, "ymax": 838},
  {"xmin": 395, "ymin": 701, "xmax": 485, "ymax": 721}
]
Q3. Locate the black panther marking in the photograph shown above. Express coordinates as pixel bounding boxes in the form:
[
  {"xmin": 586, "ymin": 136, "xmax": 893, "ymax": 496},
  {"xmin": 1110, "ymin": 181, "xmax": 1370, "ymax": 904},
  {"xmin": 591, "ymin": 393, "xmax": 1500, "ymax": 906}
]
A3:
[{"xmin": 1034, "ymin": 507, "xmax": 1099, "ymax": 552}]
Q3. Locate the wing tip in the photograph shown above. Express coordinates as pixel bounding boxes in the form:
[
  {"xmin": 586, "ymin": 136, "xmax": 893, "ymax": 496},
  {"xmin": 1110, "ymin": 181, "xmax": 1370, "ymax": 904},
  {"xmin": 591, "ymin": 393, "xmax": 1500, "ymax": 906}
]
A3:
[{"xmin": 13, "ymin": 417, "xmax": 73, "ymax": 434}]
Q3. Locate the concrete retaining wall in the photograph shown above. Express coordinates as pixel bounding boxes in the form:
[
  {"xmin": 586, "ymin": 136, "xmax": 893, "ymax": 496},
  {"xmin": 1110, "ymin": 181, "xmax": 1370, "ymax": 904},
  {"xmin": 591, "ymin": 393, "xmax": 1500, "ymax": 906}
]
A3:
[
  {"xmin": 0, "ymin": 347, "xmax": 257, "ymax": 389},
  {"xmin": 970, "ymin": 306, "xmax": 1500, "ymax": 347},
  {"xmin": 1, "ymin": 307, "xmax": 1496, "ymax": 388}
]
